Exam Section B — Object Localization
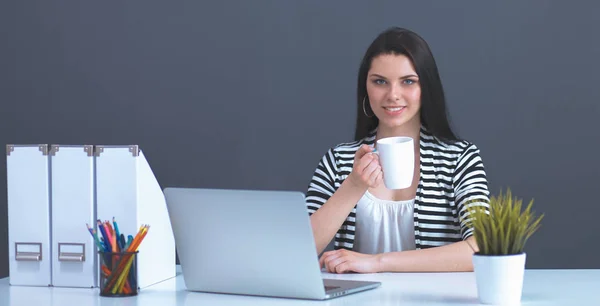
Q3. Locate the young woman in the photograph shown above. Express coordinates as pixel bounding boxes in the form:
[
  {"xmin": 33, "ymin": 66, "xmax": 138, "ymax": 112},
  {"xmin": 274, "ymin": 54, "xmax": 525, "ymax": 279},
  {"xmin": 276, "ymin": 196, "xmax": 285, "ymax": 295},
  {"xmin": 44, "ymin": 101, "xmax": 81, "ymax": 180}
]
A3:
[{"xmin": 306, "ymin": 27, "xmax": 490, "ymax": 273}]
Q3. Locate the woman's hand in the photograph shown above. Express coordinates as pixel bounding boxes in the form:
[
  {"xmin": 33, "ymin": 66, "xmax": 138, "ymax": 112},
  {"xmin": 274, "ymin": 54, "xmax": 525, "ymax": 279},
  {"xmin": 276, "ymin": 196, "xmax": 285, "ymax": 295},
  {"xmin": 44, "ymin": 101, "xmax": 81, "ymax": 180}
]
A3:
[
  {"xmin": 347, "ymin": 145, "xmax": 383, "ymax": 190},
  {"xmin": 319, "ymin": 249, "xmax": 381, "ymax": 274}
]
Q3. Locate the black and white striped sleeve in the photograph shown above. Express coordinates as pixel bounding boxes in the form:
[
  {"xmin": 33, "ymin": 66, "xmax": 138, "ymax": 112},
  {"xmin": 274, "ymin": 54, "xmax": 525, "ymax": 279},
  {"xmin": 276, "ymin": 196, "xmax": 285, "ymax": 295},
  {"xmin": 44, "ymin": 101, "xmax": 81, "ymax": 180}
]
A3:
[
  {"xmin": 305, "ymin": 148, "xmax": 339, "ymax": 216},
  {"xmin": 453, "ymin": 143, "xmax": 490, "ymax": 240}
]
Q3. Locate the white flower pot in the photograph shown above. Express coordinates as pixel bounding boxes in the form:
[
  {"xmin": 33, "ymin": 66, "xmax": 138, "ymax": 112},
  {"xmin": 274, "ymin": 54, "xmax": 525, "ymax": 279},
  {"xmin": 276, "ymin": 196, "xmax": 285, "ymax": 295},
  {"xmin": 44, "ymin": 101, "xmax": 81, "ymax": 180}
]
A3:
[{"xmin": 472, "ymin": 253, "xmax": 526, "ymax": 305}]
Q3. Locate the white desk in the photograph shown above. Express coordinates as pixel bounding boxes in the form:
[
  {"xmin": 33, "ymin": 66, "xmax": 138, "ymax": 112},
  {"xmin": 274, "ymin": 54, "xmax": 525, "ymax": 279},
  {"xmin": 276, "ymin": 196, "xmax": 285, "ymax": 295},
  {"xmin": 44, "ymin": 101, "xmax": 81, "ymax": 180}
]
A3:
[{"xmin": 1, "ymin": 266, "xmax": 598, "ymax": 306}]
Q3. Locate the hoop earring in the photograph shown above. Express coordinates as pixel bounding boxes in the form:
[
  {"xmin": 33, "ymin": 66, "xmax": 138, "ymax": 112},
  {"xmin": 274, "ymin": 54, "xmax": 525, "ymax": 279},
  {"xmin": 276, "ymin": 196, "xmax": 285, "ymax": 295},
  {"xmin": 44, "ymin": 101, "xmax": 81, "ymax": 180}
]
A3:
[{"xmin": 362, "ymin": 96, "xmax": 374, "ymax": 118}]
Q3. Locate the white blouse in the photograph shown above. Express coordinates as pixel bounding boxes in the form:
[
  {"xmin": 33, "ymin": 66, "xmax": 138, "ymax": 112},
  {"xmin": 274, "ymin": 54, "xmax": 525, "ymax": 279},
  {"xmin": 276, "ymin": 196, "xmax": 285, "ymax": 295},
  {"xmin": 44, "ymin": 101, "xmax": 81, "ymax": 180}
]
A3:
[{"xmin": 353, "ymin": 190, "xmax": 416, "ymax": 254}]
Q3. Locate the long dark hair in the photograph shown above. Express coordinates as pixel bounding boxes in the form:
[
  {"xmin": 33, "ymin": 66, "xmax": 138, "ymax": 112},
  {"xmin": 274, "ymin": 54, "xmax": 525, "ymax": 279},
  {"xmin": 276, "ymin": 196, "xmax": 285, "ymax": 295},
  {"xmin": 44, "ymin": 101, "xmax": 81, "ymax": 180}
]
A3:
[{"xmin": 355, "ymin": 27, "xmax": 458, "ymax": 142}]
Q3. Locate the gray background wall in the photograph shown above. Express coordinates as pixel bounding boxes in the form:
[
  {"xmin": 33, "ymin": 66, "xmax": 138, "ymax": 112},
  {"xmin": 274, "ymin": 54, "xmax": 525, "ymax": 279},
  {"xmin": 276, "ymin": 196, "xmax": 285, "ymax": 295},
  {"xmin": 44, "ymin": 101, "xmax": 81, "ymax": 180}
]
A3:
[{"xmin": 1, "ymin": 1, "xmax": 599, "ymax": 278}]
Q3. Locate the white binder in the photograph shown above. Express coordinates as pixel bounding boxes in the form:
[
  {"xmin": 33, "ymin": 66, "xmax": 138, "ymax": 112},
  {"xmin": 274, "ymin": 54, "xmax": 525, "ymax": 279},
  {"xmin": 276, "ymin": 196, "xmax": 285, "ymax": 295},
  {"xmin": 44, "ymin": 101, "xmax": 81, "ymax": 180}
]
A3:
[
  {"xmin": 49, "ymin": 145, "xmax": 97, "ymax": 288},
  {"xmin": 95, "ymin": 145, "xmax": 176, "ymax": 289},
  {"xmin": 6, "ymin": 144, "xmax": 52, "ymax": 286}
]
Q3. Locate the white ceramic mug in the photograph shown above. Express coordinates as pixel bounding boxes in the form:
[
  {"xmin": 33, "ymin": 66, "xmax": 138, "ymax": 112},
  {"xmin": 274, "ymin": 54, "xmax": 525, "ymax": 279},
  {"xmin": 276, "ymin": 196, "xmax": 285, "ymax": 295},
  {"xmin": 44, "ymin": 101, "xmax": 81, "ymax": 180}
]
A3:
[{"xmin": 374, "ymin": 136, "xmax": 414, "ymax": 189}]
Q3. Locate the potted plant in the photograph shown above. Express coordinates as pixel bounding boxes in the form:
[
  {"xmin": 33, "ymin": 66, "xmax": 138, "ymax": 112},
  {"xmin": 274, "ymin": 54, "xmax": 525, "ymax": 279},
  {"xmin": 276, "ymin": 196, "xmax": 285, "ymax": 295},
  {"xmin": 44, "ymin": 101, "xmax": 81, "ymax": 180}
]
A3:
[{"xmin": 464, "ymin": 189, "xmax": 544, "ymax": 305}]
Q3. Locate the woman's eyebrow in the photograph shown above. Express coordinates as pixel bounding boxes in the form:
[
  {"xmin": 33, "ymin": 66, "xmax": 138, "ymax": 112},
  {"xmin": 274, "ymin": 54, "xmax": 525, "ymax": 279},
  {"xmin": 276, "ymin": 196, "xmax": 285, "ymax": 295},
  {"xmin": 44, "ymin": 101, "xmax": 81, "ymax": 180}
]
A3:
[
  {"xmin": 368, "ymin": 73, "xmax": 388, "ymax": 79},
  {"xmin": 399, "ymin": 74, "xmax": 418, "ymax": 79}
]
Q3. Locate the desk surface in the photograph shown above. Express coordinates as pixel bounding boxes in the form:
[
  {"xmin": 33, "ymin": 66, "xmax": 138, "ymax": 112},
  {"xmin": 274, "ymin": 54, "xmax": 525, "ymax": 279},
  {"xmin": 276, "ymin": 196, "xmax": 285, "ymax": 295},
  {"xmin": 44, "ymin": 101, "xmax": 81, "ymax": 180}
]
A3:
[{"xmin": 1, "ymin": 267, "xmax": 599, "ymax": 306}]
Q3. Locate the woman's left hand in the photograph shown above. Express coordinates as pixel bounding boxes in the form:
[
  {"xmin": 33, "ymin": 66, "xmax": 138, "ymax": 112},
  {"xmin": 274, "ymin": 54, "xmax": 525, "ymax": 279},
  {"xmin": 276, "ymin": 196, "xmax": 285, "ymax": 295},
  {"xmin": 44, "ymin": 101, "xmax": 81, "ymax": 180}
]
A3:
[{"xmin": 319, "ymin": 249, "xmax": 381, "ymax": 273}]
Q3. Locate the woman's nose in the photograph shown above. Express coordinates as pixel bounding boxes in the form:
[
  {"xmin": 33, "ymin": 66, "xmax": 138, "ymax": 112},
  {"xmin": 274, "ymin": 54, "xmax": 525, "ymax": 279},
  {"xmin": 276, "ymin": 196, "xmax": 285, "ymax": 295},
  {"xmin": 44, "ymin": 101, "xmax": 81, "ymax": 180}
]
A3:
[{"xmin": 389, "ymin": 84, "xmax": 401, "ymax": 101}]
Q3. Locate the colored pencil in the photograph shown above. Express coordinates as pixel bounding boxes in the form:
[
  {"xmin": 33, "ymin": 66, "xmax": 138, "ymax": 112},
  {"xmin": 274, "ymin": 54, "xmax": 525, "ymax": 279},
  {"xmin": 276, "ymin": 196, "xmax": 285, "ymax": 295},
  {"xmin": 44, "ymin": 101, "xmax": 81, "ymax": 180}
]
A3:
[{"xmin": 102, "ymin": 224, "xmax": 150, "ymax": 294}]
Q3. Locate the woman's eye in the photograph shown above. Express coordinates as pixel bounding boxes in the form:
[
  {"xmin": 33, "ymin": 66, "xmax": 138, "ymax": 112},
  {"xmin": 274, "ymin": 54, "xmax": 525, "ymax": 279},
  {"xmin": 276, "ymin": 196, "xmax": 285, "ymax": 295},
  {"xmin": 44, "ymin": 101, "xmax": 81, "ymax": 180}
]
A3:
[
  {"xmin": 403, "ymin": 79, "xmax": 417, "ymax": 85},
  {"xmin": 373, "ymin": 79, "xmax": 387, "ymax": 85}
]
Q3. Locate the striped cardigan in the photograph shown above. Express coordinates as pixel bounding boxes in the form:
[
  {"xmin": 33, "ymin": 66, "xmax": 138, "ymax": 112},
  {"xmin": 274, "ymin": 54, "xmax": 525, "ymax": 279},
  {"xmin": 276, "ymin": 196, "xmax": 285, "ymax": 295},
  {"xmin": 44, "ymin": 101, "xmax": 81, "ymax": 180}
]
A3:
[{"xmin": 305, "ymin": 126, "xmax": 490, "ymax": 250}]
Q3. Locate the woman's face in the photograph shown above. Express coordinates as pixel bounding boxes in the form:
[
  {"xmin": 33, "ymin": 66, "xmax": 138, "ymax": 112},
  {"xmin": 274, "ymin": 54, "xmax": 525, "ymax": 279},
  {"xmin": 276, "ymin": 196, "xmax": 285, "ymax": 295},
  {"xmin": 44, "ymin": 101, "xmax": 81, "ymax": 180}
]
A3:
[{"xmin": 366, "ymin": 53, "xmax": 421, "ymax": 129}]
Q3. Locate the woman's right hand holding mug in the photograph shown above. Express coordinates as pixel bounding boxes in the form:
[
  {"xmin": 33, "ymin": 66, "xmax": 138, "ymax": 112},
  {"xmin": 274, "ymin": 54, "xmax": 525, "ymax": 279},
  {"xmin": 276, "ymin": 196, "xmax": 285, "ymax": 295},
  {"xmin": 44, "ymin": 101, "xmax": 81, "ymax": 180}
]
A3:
[{"xmin": 347, "ymin": 145, "xmax": 383, "ymax": 190}]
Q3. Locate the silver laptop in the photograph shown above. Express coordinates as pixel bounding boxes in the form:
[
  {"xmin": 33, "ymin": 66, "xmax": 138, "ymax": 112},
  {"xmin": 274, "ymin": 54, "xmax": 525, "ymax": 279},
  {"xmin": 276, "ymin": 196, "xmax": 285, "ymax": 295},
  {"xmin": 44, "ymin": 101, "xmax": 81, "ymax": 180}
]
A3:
[{"xmin": 163, "ymin": 187, "xmax": 381, "ymax": 300}]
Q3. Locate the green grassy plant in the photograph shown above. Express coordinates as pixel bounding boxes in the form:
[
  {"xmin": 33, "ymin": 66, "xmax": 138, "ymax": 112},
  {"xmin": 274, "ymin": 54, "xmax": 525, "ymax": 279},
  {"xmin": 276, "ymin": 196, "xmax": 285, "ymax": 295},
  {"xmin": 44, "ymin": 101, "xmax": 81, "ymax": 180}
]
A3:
[{"xmin": 464, "ymin": 189, "xmax": 544, "ymax": 255}]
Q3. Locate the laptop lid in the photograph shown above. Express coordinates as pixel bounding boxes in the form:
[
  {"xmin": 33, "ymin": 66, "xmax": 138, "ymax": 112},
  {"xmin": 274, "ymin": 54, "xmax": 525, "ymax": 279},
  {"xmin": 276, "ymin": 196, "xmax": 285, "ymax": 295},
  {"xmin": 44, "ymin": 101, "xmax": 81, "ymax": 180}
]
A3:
[{"xmin": 164, "ymin": 187, "xmax": 379, "ymax": 300}]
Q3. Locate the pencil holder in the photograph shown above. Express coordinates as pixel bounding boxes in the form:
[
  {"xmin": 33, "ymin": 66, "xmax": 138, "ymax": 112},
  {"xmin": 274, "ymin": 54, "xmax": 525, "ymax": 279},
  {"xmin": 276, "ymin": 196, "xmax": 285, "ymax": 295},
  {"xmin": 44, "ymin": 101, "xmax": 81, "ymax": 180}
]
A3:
[{"xmin": 99, "ymin": 251, "xmax": 139, "ymax": 297}]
